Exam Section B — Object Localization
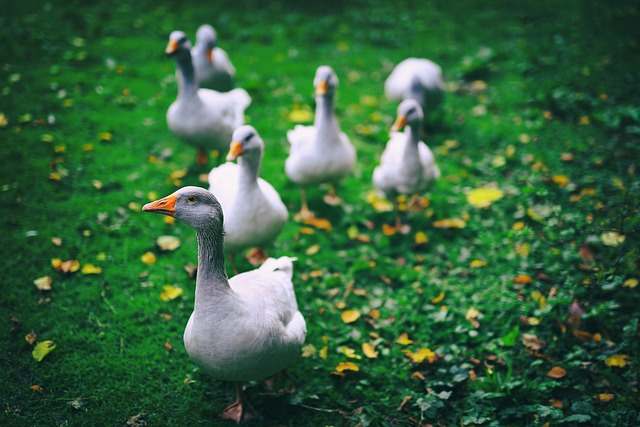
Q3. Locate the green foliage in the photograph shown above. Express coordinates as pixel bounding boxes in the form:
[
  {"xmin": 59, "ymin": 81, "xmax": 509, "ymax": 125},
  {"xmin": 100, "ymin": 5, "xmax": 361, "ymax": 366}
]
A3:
[{"xmin": 1, "ymin": 0, "xmax": 640, "ymax": 426}]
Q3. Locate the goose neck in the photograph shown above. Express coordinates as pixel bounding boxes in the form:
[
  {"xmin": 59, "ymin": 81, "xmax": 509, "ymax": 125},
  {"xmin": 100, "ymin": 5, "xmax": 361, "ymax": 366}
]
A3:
[
  {"xmin": 314, "ymin": 94, "xmax": 337, "ymax": 130},
  {"xmin": 194, "ymin": 226, "xmax": 230, "ymax": 301},
  {"xmin": 175, "ymin": 54, "xmax": 199, "ymax": 99},
  {"xmin": 237, "ymin": 153, "xmax": 261, "ymax": 189}
]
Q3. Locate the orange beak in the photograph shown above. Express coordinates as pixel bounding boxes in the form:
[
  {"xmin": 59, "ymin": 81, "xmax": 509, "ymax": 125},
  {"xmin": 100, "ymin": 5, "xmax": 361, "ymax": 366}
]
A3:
[
  {"xmin": 226, "ymin": 141, "xmax": 244, "ymax": 161},
  {"xmin": 316, "ymin": 80, "xmax": 327, "ymax": 96},
  {"xmin": 206, "ymin": 47, "xmax": 214, "ymax": 64},
  {"xmin": 391, "ymin": 115, "xmax": 407, "ymax": 132},
  {"xmin": 143, "ymin": 193, "xmax": 177, "ymax": 216},
  {"xmin": 165, "ymin": 39, "xmax": 179, "ymax": 55}
]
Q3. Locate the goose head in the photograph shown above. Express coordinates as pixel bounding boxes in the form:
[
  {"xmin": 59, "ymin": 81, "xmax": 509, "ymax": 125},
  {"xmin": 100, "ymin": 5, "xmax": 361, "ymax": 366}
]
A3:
[
  {"xmin": 195, "ymin": 24, "xmax": 217, "ymax": 63},
  {"xmin": 143, "ymin": 186, "xmax": 223, "ymax": 232},
  {"xmin": 392, "ymin": 99, "xmax": 424, "ymax": 132},
  {"xmin": 314, "ymin": 65, "xmax": 338, "ymax": 97},
  {"xmin": 226, "ymin": 125, "xmax": 264, "ymax": 162},
  {"xmin": 166, "ymin": 31, "xmax": 192, "ymax": 60}
]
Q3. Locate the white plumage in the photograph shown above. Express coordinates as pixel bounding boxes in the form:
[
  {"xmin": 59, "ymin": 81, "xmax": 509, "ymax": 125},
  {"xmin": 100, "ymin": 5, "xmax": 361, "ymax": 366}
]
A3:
[
  {"xmin": 285, "ymin": 65, "xmax": 356, "ymax": 216},
  {"xmin": 385, "ymin": 58, "xmax": 444, "ymax": 118},
  {"xmin": 373, "ymin": 99, "xmax": 440, "ymax": 207},
  {"xmin": 166, "ymin": 31, "xmax": 250, "ymax": 165},
  {"xmin": 143, "ymin": 186, "xmax": 305, "ymax": 424},
  {"xmin": 192, "ymin": 24, "xmax": 235, "ymax": 92},
  {"xmin": 208, "ymin": 125, "xmax": 288, "ymax": 263}
]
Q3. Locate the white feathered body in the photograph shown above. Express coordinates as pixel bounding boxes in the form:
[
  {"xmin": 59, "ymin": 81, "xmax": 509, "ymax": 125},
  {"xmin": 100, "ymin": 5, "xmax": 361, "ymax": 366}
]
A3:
[
  {"xmin": 285, "ymin": 121, "xmax": 356, "ymax": 185},
  {"xmin": 209, "ymin": 162, "xmax": 288, "ymax": 254},
  {"xmin": 373, "ymin": 130, "xmax": 440, "ymax": 197},
  {"xmin": 183, "ymin": 256, "xmax": 306, "ymax": 382},
  {"xmin": 167, "ymin": 88, "xmax": 250, "ymax": 152},
  {"xmin": 192, "ymin": 46, "xmax": 235, "ymax": 92},
  {"xmin": 385, "ymin": 58, "xmax": 444, "ymax": 114}
]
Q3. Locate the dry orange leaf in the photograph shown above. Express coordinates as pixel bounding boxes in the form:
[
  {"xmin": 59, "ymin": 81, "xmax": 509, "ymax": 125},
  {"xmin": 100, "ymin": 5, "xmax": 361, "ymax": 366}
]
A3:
[
  {"xmin": 513, "ymin": 275, "xmax": 532, "ymax": 284},
  {"xmin": 362, "ymin": 343, "xmax": 379, "ymax": 359},
  {"xmin": 551, "ymin": 175, "xmax": 570, "ymax": 188},
  {"xmin": 382, "ymin": 224, "xmax": 399, "ymax": 236},
  {"xmin": 598, "ymin": 393, "xmax": 615, "ymax": 402},
  {"xmin": 30, "ymin": 385, "xmax": 43, "ymax": 393},
  {"xmin": 547, "ymin": 366, "xmax": 567, "ymax": 379},
  {"xmin": 25, "ymin": 331, "xmax": 38, "ymax": 345},
  {"xmin": 341, "ymin": 310, "xmax": 361, "ymax": 324},
  {"xmin": 396, "ymin": 332, "xmax": 413, "ymax": 345}
]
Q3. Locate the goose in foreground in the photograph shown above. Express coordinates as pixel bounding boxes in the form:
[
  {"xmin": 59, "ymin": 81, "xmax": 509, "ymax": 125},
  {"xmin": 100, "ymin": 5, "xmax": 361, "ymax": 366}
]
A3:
[
  {"xmin": 143, "ymin": 186, "xmax": 306, "ymax": 423},
  {"xmin": 166, "ymin": 31, "xmax": 250, "ymax": 165},
  {"xmin": 373, "ymin": 99, "xmax": 440, "ymax": 228},
  {"xmin": 192, "ymin": 24, "xmax": 235, "ymax": 92},
  {"xmin": 285, "ymin": 65, "xmax": 356, "ymax": 219},
  {"xmin": 384, "ymin": 58, "xmax": 444, "ymax": 120},
  {"xmin": 208, "ymin": 125, "xmax": 289, "ymax": 272}
]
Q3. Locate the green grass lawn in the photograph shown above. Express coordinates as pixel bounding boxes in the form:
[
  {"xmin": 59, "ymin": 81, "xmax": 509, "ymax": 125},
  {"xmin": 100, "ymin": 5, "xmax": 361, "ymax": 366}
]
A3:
[{"xmin": 1, "ymin": 0, "xmax": 639, "ymax": 425}]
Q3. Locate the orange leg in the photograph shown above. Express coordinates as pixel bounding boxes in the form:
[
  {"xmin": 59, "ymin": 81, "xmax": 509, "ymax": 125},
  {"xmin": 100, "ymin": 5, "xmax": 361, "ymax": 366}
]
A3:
[{"xmin": 220, "ymin": 383, "xmax": 258, "ymax": 424}]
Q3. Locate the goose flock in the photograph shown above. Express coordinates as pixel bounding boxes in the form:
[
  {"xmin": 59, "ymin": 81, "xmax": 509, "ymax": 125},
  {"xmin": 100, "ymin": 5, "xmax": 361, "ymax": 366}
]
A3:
[{"xmin": 146, "ymin": 24, "xmax": 444, "ymax": 424}]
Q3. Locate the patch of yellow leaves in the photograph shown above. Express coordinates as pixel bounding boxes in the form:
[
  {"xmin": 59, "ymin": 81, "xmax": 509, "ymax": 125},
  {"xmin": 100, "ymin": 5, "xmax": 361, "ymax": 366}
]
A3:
[
  {"xmin": 160, "ymin": 285, "xmax": 183, "ymax": 301},
  {"xmin": 365, "ymin": 190, "xmax": 394, "ymax": 213},
  {"xmin": 403, "ymin": 348, "xmax": 436, "ymax": 364},
  {"xmin": 433, "ymin": 218, "xmax": 466, "ymax": 229}
]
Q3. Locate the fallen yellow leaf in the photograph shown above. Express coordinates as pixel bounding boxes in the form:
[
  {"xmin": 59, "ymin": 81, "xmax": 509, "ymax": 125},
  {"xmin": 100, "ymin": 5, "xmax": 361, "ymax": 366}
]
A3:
[
  {"xmin": 513, "ymin": 275, "xmax": 532, "ymax": 284},
  {"xmin": 604, "ymin": 354, "xmax": 629, "ymax": 368},
  {"xmin": 598, "ymin": 393, "xmax": 615, "ymax": 402},
  {"xmin": 341, "ymin": 310, "xmax": 361, "ymax": 324},
  {"xmin": 338, "ymin": 346, "xmax": 361, "ymax": 359},
  {"xmin": 433, "ymin": 218, "xmax": 466, "ymax": 229},
  {"xmin": 303, "ymin": 217, "xmax": 332, "ymax": 232},
  {"xmin": 301, "ymin": 343, "xmax": 316, "ymax": 358},
  {"xmin": 141, "ymin": 252, "xmax": 157, "ymax": 265},
  {"xmin": 160, "ymin": 285, "xmax": 183, "ymax": 301},
  {"xmin": 156, "ymin": 235, "xmax": 181, "ymax": 251},
  {"xmin": 551, "ymin": 175, "xmax": 570, "ymax": 188},
  {"xmin": 365, "ymin": 190, "xmax": 394, "ymax": 213},
  {"xmin": 305, "ymin": 244, "xmax": 320, "ymax": 256},
  {"xmin": 403, "ymin": 348, "xmax": 437, "ymax": 364},
  {"xmin": 623, "ymin": 278, "xmax": 638, "ymax": 288},
  {"xmin": 382, "ymin": 224, "xmax": 399, "ymax": 236},
  {"xmin": 33, "ymin": 276, "xmax": 52, "ymax": 291},
  {"xmin": 601, "ymin": 231, "xmax": 625, "ymax": 247},
  {"xmin": 465, "ymin": 307, "xmax": 480, "ymax": 320},
  {"xmin": 414, "ymin": 231, "xmax": 429, "ymax": 245},
  {"xmin": 32, "ymin": 340, "xmax": 56, "ymax": 362},
  {"xmin": 396, "ymin": 332, "xmax": 414, "ymax": 345},
  {"xmin": 288, "ymin": 107, "xmax": 313, "ymax": 123},
  {"xmin": 467, "ymin": 187, "xmax": 504, "ymax": 208},
  {"xmin": 470, "ymin": 259, "xmax": 487, "ymax": 268},
  {"xmin": 362, "ymin": 343, "xmax": 379, "ymax": 358},
  {"xmin": 81, "ymin": 264, "xmax": 102, "ymax": 275},
  {"xmin": 333, "ymin": 361, "xmax": 359, "ymax": 373},
  {"xmin": 319, "ymin": 346, "xmax": 328, "ymax": 360},
  {"xmin": 431, "ymin": 292, "xmax": 445, "ymax": 304}
]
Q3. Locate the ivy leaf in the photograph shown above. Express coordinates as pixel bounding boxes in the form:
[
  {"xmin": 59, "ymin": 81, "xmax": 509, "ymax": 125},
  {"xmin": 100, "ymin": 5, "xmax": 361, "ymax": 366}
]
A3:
[{"xmin": 32, "ymin": 340, "xmax": 56, "ymax": 362}]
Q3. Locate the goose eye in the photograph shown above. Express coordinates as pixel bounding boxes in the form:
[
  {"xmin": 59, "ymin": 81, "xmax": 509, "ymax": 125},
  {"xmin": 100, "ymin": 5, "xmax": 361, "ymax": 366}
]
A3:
[
  {"xmin": 245, "ymin": 133, "xmax": 254, "ymax": 142},
  {"xmin": 186, "ymin": 195, "xmax": 197, "ymax": 203}
]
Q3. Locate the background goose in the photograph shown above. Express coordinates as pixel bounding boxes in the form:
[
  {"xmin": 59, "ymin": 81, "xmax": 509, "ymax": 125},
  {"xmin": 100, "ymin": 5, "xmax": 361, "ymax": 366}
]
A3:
[
  {"xmin": 285, "ymin": 65, "xmax": 356, "ymax": 219},
  {"xmin": 166, "ymin": 31, "xmax": 250, "ymax": 165},
  {"xmin": 384, "ymin": 58, "xmax": 444, "ymax": 120},
  {"xmin": 143, "ymin": 186, "xmax": 306, "ymax": 424},
  {"xmin": 208, "ymin": 125, "xmax": 289, "ymax": 272},
  {"xmin": 192, "ymin": 24, "xmax": 235, "ymax": 92},
  {"xmin": 373, "ymin": 99, "xmax": 440, "ymax": 228}
]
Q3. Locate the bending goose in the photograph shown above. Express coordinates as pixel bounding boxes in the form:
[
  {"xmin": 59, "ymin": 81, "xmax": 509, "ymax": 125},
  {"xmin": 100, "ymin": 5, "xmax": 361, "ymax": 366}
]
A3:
[
  {"xmin": 208, "ymin": 125, "xmax": 289, "ymax": 272},
  {"xmin": 285, "ymin": 65, "xmax": 356, "ymax": 219},
  {"xmin": 384, "ymin": 58, "xmax": 444, "ymax": 120},
  {"xmin": 143, "ymin": 186, "xmax": 306, "ymax": 424},
  {"xmin": 166, "ymin": 31, "xmax": 250, "ymax": 165},
  {"xmin": 373, "ymin": 99, "xmax": 440, "ymax": 228},
  {"xmin": 192, "ymin": 24, "xmax": 235, "ymax": 92}
]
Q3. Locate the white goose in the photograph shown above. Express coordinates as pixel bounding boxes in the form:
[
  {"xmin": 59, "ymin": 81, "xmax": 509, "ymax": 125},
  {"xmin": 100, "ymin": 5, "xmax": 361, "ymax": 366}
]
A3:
[
  {"xmin": 166, "ymin": 31, "xmax": 250, "ymax": 165},
  {"xmin": 192, "ymin": 24, "xmax": 235, "ymax": 92},
  {"xmin": 208, "ymin": 125, "xmax": 289, "ymax": 272},
  {"xmin": 384, "ymin": 58, "xmax": 444, "ymax": 119},
  {"xmin": 285, "ymin": 65, "xmax": 356, "ymax": 218},
  {"xmin": 373, "ymin": 99, "xmax": 440, "ymax": 227},
  {"xmin": 143, "ymin": 186, "xmax": 306, "ymax": 424}
]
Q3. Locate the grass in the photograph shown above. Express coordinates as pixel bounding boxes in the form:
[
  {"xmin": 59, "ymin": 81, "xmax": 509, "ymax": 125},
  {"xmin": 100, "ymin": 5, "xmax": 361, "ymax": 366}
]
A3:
[{"xmin": 1, "ymin": 0, "xmax": 639, "ymax": 425}]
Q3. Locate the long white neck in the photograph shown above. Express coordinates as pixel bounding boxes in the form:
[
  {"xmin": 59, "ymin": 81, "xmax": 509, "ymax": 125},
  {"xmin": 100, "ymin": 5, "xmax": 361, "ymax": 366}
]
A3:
[
  {"xmin": 175, "ymin": 53, "xmax": 199, "ymax": 101},
  {"xmin": 237, "ymin": 150, "xmax": 261, "ymax": 191},
  {"xmin": 402, "ymin": 123, "xmax": 421, "ymax": 160}
]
